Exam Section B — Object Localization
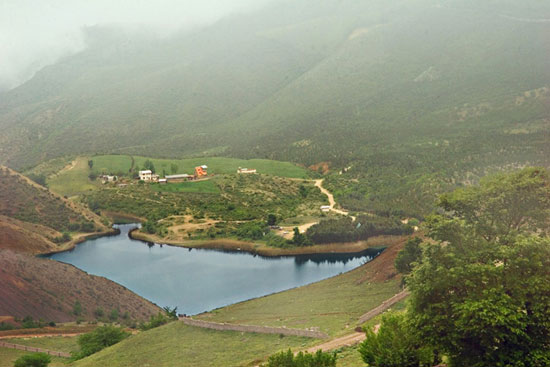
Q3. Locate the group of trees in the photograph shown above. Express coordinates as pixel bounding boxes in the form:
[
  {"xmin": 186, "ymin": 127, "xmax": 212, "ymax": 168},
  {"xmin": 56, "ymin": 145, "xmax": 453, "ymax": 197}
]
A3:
[
  {"xmin": 360, "ymin": 168, "xmax": 550, "ymax": 367},
  {"xmin": 306, "ymin": 215, "xmax": 413, "ymax": 244}
]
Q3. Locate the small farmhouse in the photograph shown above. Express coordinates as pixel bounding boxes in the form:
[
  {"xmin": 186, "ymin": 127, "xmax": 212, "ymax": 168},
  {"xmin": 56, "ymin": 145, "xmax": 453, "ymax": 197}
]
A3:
[
  {"xmin": 194, "ymin": 165, "xmax": 208, "ymax": 178},
  {"xmin": 139, "ymin": 170, "xmax": 159, "ymax": 182},
  {"xmin": 237, "ymin": 167, "xmax": 257, "ymax": 174}
]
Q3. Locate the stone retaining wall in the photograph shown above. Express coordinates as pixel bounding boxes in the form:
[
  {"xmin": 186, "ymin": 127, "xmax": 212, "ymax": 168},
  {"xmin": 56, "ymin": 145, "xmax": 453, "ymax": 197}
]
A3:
[{"xmin": 180, "ymin": 318, "xmax": 328, "ymax": 339}]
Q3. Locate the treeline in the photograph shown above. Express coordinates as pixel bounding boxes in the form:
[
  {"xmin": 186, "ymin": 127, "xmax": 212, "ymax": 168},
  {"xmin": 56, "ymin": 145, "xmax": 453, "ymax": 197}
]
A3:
[{"xmin": 306, "ymin": 216, "xmax": 412, "ymax": 244}]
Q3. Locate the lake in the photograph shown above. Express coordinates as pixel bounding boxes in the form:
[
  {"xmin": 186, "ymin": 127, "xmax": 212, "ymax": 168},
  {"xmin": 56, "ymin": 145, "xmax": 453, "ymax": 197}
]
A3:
[{"xmin": 49, "ymin": 224, "xmax": 381, "ymax": 315}]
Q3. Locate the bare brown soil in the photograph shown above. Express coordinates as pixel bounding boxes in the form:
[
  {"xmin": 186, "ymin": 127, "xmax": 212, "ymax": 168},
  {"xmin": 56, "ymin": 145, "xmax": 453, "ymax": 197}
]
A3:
[
  {"xmin": 0, "ymin": 166, "xmax": 111, "ymax": 255},
  {"xmin": 0, "ymin": 250, "xmax": 161, "ymax": 322}
]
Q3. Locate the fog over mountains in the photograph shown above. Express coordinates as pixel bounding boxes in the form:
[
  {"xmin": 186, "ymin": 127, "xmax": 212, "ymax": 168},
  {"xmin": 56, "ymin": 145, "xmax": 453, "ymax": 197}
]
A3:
[{"xmin": 0, "ymin": 0, "xmax": 549, "ymax": 214}]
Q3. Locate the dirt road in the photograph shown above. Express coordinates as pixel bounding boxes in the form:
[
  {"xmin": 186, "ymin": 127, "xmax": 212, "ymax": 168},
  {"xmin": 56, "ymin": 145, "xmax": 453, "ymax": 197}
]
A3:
[
  {"xmin": 304, "ymin": 332, "xmax": 366, "ymax": 353},
  {"xmin": 314, "ymin": 179, "xmax": 356, "ymax": 220}
]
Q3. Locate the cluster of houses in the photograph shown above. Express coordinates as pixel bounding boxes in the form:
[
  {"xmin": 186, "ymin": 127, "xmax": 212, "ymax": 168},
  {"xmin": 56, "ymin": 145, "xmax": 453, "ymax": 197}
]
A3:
[{"xmin": 138, "ymin": 165, "xmax": 209, "ymax": 183}]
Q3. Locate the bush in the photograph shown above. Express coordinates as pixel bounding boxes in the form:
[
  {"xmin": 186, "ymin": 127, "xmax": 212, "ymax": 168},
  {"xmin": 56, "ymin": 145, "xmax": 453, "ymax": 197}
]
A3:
[
  {"xmin": 266, "ymin": 349, "xmax": 336, "ymax": 367},
  {"xmin": 139, "ymin": 312, "xmax": 171, "ymax": 331},
  {"xmin": 73, "ymin": 325, "xmax": 129, "ymax": 359},
  {"xmin": 359, "ymin": 314, "xmax": 439, "ymax": 367},
  {"xmin": 14, "ymin": 353, "xmax": 51, "ymax": 367}
]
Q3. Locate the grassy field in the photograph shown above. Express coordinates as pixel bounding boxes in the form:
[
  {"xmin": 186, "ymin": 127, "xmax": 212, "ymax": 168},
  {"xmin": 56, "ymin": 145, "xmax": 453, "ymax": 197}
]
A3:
[
  {"xmin": 91, "ymin": 155, "xmax": 309, "ymax": 179},
  {"xmin": 0, "ymin": 336, "xmax": 77, "ymax": 367},
  {"xmin": 4, "ymin": 336, "xmax": 79, "ymax": 354},
  {"xmin": 75, "ymin": 322, "xmax": 312, "ymax": 367},
  {"xmin": 149, "ymin": 179, "xmax": 220, "ymax": 194},
  {"xmin": 197, "ymin": 269, "xmax": 401, "ymax": 337},
  {"xmin": 0, "ymin": 347, "xmax": 69, "ymax": 367},
  {"xmin": 47, "ymin": 157, "xmax": 98, "ymax": 197}
]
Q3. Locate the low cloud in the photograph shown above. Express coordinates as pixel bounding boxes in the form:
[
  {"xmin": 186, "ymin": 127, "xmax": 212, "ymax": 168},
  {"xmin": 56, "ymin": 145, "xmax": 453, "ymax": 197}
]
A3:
[{"xmin": 0, "ymin": 0, "xmax": 274, "ymax": 91}]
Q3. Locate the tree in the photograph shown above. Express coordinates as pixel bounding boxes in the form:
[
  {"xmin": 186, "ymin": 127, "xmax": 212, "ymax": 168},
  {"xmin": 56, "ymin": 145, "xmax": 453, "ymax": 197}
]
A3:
[
  {"xmin": 267, "ymin": 213, "xmax": 278, "ymax": 226},
  {"xmin": 170, "ymin": 163, "xmax": 178, "ymax": 174},
  {"xmin": 435, "ymin": 167, "xmax": 550, "ymax": 244},
  {"xmin": 162, "ymin": 306, "xmax": 178, "ymax": 320},
  {"xmin": 88, "ymin": 160, "xmax": 94, "ymax": 169},
  {"xmin": 406, "ymin": 168, "xmax": 550, "ymax": 367},
  {"xmin": 74, "ymin": 325, "xmax": 129, "ymax": 359},
  {"xmin": 394, "ymin": 237, "xmax": 423, "ymax": 275},
  {"xmin": 143, "ymin": 159, "xmax": 155, "ymax": 173},
  {"xmin": 73, "ymin": 300, "xmax": 82, "ymax": 316},
  {"xmin": 291, "ymin": 227, "xmax": 311, "ymax": 246},
  {"xmin": 266, "ymin": 349, "xmax": 336, "ymax": 367},
  {"xmin": 14, "ymin": 353, "xmax": 51, "ymax": 367},
  {"xmin": 109, "ymin": 308, "xmax": 119, "ymax": 321},
  {"xmin": 27, "ymin": 173, "xmax": 47, "ymax": 187},
  {"xmin": 359, "ymin": 314, "xmax": 439, "ymax": 367}
]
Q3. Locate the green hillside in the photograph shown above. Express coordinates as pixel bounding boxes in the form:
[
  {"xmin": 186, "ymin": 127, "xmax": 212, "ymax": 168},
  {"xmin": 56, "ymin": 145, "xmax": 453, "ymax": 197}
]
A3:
[{"xmin": 1, "ymin": 0, "xmax": 549, "ymax": 216}]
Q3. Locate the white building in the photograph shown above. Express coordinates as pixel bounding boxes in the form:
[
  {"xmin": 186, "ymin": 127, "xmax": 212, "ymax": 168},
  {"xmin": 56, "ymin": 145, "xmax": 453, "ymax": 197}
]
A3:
[
  {"xmin": 237, "ymin": 167, "xmax": 257, "ymax": 174},
  {"xmin": 139, "ymin": 170, "xmax": 153, "ymax": 181},
  {"xmin": 320, "ymin": 205, "xmax": 331, "ymax": 212}
]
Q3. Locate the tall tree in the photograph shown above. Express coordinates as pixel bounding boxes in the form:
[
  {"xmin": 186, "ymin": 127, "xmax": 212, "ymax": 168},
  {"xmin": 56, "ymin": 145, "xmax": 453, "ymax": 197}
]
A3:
[{"xmin": 406, "ymin": 168, "xmax": 550, "ymax": 367}]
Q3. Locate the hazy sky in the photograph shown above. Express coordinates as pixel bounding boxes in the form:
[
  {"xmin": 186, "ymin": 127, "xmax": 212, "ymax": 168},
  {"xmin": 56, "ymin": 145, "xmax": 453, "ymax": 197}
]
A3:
[{"xmin": 0, "ymin": 0, "xmax": 273, "ymax": 91}]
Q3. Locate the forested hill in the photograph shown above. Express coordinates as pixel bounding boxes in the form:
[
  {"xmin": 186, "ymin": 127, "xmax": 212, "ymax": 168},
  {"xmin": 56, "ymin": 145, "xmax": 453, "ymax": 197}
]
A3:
[{"xmin": 0, "ymin": 0, "xmax": 549, "ymax": 214}]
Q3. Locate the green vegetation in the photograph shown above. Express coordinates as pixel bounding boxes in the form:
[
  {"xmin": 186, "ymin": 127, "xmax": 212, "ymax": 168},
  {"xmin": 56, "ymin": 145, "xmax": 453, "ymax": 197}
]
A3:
[
  {"xmin": 73, "ymin": 325, "xmax": 130, "ymax": 360},
  {"xmin": 47, "ymin": 157, "xmax": 98, "ymax": 197},
  {"xmin": 2, "ymin": 0, "xmax": 548, "ymax": 219},
  {"xmin": 84, "ymin": 173, "xmax": 326, "ymax": 242},
  {"xmin": 359, "ymin": 314, "xmax": 439, "ymax": 367},
  {"xmin": 13, "ymin": 353, "xmax": 51, "ymax": 367},
  {"xmin": 394, "ymin": 237, "xmax": 422, "ymax": 276},
  {"xmin": 150, "ymin": 180, "xmax": 220, "ymax": 194},
  {"xmin": 266, "ymin": 349, "xmax": 337, "ymax": 367},
  {"xmin": 198, "ymin": 263, "xmax": 401, "ymax": 336},
  {"xmin": 3, "ymin": 337, "xmax": 78, "ymax": 355},
  {"xmin": 74, "ymin": 322, "xmax": 311, "ymax": 367},
  {"xmin": 306, "ymin": 216, "xmax": 412, "ymax": 244},
  {"xmin": 89, "ymin": 155, "xmax": 309, "ymax": 179},
  {"xmin": 0, "ymin": 348, "xmax": 66, "ymax": 367},
  {"xmin": 370, "ymin": 168, "xmax": 550, "ymax": 367}
]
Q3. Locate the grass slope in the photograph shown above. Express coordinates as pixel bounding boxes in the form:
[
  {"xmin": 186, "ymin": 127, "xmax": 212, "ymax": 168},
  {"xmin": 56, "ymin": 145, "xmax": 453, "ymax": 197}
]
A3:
[
  {"xmin": 47, "ymin": 157, "xmax": 98, "ymax": 197},
  {"xmin": 75, "ymin": 323, "xmax": 311, "ymax": 367}
]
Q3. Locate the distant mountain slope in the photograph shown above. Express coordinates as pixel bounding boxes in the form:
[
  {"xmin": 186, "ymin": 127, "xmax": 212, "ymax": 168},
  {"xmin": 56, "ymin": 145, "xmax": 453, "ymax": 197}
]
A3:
[
  {"xmin": 0, "ymin": 250, "xmax": 160, "ymax": 322},
  {"xmin": 0, "ymin": 0, "xmax": 549, "ymax": 214},
  {"xmin": 0, "ymin": 166, "xmax": 109, "ymax": 253}
]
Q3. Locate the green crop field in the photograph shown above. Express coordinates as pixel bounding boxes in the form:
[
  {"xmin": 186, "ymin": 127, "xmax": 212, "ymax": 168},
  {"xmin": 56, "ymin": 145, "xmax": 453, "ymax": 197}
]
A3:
[{"xmin": 150, "ymin": 180, "xmax": 220, "ymax": 194}]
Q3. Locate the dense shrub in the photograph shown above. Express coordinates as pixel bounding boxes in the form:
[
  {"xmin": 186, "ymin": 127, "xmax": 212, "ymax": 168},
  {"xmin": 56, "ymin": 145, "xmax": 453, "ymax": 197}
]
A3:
[{"xmin": 73, "ymin": 325, "xmax": 129, "ymax": 359}]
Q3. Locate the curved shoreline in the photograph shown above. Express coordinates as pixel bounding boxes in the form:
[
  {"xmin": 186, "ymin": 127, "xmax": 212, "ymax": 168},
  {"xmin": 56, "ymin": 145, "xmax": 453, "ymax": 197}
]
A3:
[
  {"xmin": 40, "ymin": 227, "xmax": 120, "ymax": 256},
  {"xmin": 129, "ymin": 229, "xmax": 395, "ymax": 257}
]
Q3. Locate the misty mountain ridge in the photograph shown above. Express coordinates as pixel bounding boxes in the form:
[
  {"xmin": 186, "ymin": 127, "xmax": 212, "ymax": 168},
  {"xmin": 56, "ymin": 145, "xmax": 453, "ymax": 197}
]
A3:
[{"xmin": 1, "ymin": 0, "xmax": 549, "ymax": 214}]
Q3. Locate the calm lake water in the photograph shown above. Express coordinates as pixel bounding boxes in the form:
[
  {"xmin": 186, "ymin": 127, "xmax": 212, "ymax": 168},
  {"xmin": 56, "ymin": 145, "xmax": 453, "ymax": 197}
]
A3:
[{"xmin": 49, "ymin": 224, "xmax": 381, "ymax": 315}]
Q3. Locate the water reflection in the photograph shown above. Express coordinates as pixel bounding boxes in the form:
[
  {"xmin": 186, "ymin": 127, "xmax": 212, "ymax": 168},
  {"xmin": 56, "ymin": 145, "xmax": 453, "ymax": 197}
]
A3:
[{"xmin": 49, "ymin": 224, "xmax": 383, "ymax": 315}]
